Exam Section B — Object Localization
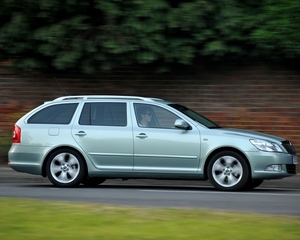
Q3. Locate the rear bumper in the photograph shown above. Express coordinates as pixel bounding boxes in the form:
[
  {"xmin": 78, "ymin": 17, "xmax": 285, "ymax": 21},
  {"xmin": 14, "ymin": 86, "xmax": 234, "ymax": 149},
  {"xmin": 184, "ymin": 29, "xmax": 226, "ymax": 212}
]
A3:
[
  {"xmin": 8, "ymin": 162, "xmax": 42, "ymax": 175},
  {"xmin": 8, "ymin": 144, "xmax": 47, "ymax": 175}
]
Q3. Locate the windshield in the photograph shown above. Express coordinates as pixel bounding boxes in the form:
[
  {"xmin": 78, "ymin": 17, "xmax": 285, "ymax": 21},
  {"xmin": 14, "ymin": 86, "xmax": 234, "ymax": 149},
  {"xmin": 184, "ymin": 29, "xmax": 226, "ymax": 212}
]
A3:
[{"xmin": 169, "ymin": 104, "xmax": 222, "ymax": 129}]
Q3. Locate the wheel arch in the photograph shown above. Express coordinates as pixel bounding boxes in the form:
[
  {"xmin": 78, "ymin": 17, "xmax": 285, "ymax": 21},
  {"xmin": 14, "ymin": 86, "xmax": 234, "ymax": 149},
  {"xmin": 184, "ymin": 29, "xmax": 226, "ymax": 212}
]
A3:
[
  {"xmin": 42, "ymin": 146, "xmax": 88, "ymax": 177},
  {"xmin": 203, "ymin": 147, "xmax": 252, "ymax": 179}
]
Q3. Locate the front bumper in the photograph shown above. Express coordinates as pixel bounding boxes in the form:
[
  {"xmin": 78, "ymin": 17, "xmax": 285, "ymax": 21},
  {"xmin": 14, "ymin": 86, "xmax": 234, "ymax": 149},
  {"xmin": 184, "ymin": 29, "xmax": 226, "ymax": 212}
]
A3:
[{"xmin": 245, "ymin": 151, "xmax": 297, "ymax": 179}]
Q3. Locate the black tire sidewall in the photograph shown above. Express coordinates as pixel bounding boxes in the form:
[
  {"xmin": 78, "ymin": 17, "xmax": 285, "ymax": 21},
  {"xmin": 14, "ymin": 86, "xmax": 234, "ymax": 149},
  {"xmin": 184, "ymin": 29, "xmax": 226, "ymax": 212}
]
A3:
[
  {"xmin": 46, "ymin": 149, "xmax": 86, "ymax": 187},
  {"xmin": 208, "ymin": 151, "xmax": 250, "ymax": 191}
]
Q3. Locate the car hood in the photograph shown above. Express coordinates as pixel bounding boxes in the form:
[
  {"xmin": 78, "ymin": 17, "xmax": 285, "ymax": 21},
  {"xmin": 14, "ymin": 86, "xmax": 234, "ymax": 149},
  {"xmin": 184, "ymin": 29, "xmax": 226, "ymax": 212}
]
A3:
[{"xmin": 213, "ymin": 128, "xmax": 286, "ymax": 142}]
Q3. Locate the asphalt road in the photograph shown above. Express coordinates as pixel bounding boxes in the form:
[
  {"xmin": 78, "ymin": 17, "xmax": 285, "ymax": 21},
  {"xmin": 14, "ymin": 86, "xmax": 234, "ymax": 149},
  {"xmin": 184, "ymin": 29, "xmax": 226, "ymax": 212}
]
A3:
[{"xmin": 1, "ymin": 167, "xmax": 300, "ymax": 216}]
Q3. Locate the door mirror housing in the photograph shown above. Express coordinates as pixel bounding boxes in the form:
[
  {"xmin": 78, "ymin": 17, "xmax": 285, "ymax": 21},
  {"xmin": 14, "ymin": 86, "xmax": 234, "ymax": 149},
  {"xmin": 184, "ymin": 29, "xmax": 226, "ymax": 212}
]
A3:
[{"xmin": 174, "ymin": 119, "xmax": 191, "ymax": 130}]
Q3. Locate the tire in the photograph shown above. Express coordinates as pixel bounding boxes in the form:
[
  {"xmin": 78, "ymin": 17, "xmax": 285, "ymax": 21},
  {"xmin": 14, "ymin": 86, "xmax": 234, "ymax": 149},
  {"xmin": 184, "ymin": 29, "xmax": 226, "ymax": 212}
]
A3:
[
  {"xmin": 244, "ymin": 179, "xmax": 264, "ymax": 190},
  {"xmin": 46, "ymin": 149, "xmax": 86, "ymax": 187},
  {"xmin": 208, "ymin": 151, "xmax": 249, "ymax": 191},
  {"xmin": 82, "ymin": 177, "xmax": 106, "ymax": 187}
]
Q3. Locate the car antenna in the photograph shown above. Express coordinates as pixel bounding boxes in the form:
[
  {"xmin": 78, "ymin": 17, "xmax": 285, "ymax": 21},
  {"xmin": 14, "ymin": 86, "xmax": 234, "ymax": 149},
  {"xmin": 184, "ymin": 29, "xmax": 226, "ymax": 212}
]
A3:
[{"xmin": 54, "ymin": 77, "xmax": 68, "ymax": 95}]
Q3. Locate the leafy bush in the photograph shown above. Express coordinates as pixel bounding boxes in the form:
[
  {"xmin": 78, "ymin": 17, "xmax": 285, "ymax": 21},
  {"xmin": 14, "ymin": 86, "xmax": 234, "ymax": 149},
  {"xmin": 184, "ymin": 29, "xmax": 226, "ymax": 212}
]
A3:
[{"xmin": 0, "ymin": 132, "xmax": 10, "ymax": 165}]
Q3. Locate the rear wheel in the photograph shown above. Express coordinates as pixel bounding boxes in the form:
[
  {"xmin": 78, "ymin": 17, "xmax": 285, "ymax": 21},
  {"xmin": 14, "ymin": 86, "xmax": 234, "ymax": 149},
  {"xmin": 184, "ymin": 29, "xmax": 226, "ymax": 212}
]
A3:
[
  {"xmin": 208, "ymin": 151, "xmax": 249, "ymax": 191},
  {"xmin": 46, "ymin": 149, "xmax": 86, "ymax": 187}
]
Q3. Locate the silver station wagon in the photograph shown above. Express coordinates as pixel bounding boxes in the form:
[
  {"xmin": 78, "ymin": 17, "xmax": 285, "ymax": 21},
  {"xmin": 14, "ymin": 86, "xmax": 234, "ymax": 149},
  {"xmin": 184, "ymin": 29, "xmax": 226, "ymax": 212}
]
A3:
[{"xmin": 8, "ymin": 95, "xmax": 298, "ymax": 191}]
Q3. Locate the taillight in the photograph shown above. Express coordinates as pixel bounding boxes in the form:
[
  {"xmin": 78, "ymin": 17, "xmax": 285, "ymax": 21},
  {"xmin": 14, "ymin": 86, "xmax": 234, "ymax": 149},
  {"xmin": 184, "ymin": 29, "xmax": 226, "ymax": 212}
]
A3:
[{"xmin": 12, "ymin": 125, "xmax": 21, "ymax": 143}]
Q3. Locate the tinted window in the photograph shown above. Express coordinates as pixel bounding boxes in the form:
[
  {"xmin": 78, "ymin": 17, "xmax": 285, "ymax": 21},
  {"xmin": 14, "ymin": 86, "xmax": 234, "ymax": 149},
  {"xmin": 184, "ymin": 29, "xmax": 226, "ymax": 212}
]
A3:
[
  {"xmin": 134, "ymin": 103, "xmax": 179, "ymax": 129},
  {"xmin": 153, "ymin": 106, "xmax": 179, "ymax": 128},
  {"xmin": 169, "ymin": 104, "xmax": 221, "ymax": 128},
  {"xmin": 28, "ymin": 103, "xmax": 78, "ymax": 124},
  {"xmin": 79, "ymin": 102, "xmax": 127, "ymax": 126}
]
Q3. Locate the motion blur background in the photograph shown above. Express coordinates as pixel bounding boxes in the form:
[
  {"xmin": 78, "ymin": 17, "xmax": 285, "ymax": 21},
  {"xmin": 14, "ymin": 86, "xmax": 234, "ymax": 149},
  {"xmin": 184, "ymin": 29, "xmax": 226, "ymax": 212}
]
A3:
[{"xmin": 0, "ymin": 0, "xmax": 299, "ymax": 172}]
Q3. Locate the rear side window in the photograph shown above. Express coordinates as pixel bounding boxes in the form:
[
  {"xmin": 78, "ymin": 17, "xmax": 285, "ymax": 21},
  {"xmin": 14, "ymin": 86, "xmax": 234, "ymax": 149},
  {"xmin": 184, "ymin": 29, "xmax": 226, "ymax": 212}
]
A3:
[
  {"xmin": 79, "ymin": 102, "xmax": 127, "ymax": 126},
  {"xmin": 28, "ymin": 103, "xmax": 78, "ymax": 124}
]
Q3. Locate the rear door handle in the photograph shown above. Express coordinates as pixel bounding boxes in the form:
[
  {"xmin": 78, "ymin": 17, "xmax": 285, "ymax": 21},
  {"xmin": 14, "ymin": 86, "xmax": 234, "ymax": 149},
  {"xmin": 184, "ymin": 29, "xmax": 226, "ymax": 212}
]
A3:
[
  {"xmin": 75, "ymin": 131, "xmax": 87, "ymax": 136},
  {"xmin": 136, "ymin": 133, "xmax": 148, "ymax": 139}
]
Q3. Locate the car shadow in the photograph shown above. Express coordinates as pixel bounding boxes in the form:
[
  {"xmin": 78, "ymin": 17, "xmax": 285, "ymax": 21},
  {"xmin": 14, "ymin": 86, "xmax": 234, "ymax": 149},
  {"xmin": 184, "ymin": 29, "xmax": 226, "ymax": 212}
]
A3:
[{"xmin": 18, "ymin": 182, "xmax": 299, "ymax": 193}]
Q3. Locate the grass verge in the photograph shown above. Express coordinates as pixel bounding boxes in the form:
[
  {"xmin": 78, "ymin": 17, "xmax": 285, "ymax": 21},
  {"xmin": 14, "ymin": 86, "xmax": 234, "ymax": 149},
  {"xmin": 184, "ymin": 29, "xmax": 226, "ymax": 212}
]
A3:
[{"xmin": 0, "ymin": 198, "xmax": 299, "ymax": 239}]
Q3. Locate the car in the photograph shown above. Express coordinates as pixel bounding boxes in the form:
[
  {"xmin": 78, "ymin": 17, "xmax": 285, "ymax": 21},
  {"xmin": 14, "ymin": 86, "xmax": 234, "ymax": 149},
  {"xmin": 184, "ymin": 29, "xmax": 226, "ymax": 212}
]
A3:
[{"xmin": 8, "ymin": 95, "xmax": 298, "ymax": 191}]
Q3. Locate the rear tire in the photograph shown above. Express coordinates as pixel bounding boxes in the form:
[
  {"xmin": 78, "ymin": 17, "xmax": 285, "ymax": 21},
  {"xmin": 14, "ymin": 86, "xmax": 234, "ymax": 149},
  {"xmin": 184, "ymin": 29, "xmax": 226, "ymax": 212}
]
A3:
[
  {"xmin": 208, "ymin": 151, "xmax": 249, "ymax": 191},
  {"xmin": 46, "ymin": 149, "xmax": 86, "ymax": 187}
]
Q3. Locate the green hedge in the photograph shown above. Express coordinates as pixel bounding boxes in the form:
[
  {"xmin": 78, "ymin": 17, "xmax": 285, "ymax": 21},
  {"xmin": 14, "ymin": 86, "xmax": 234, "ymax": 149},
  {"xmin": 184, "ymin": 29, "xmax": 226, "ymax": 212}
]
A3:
[{"xmin": 0, "ymin": 133, "xmax": 11, "ymax": 165}]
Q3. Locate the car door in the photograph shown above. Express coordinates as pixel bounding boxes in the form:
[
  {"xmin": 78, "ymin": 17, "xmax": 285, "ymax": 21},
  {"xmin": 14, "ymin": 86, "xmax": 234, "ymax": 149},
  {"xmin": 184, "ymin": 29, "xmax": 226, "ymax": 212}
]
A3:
[
  {"xmin": 132, "ymin": 103, "xmax": 201, "ymax": 172},
  {"xmin": 72, "ymin": 101, "xmax": 134, "ymax": 171}
]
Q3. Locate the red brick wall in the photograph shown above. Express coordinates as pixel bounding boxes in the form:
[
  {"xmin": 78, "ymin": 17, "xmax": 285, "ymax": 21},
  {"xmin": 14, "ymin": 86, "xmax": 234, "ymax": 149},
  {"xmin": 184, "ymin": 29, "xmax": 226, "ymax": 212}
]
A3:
[{"xmin": 1, "ymin": 63, "xmax": 299, "ymax": 171}]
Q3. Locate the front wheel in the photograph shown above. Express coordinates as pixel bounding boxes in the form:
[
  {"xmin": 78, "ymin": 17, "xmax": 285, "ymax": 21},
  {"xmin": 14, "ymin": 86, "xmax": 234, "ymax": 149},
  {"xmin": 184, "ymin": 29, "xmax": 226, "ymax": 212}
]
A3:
[
  {"xmin": 46, "ymin": 149, "xmax": 86, "ymax": 187},
  {"xmin": 208, "ymin": 151, "xmax": 249, "ymax": 191}
]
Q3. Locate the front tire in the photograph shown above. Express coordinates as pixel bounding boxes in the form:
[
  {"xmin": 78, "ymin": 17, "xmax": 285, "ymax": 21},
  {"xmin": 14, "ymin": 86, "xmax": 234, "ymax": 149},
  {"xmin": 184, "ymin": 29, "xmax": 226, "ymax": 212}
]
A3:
[
  {"xmin": 46, "ymin": 149, "xmax": 86, "ymax": 187},
  {"xmin": 208, "ymin": 151, "xmax": 249, "ymax": 191}
]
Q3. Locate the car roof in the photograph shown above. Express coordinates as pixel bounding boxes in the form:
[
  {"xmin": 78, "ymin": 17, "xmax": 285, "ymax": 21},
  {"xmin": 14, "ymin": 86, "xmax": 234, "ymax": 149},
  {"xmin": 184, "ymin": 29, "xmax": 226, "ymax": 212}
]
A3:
[{"xmin": 51, "ymin": 95, "xmax": 165, "ymax": 103}]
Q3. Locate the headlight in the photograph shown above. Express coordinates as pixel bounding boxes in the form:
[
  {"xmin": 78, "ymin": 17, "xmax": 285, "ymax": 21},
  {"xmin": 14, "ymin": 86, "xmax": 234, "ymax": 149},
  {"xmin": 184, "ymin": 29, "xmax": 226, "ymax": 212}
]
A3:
[{"xmin": 250, "ymin": 139, "xmax": 283, "ymax": 152}]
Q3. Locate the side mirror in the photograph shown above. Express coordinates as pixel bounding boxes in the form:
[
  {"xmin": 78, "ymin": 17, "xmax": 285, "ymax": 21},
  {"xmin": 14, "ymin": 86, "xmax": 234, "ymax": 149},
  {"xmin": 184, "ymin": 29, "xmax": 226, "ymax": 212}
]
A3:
[{"xmin": 174, "ymin": 119, "xmax": 192, "ymax": 130}]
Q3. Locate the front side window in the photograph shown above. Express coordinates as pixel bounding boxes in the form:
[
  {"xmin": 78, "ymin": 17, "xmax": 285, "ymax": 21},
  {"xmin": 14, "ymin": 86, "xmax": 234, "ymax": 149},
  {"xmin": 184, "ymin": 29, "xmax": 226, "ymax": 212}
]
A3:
[
  {"xmin": 134, "ymin": 103, "xmax": 180, "ymax": 129},
  {"xmin": 28, "ymin": 103, "xmax": 78, "ymax": 124},
  {"xmin": 79, "ymin": 102, "xmax": 127, "ymax": 126},
  {"xmin": 169, "ymin": 104, "xmax": 221, "ymax": 128}
]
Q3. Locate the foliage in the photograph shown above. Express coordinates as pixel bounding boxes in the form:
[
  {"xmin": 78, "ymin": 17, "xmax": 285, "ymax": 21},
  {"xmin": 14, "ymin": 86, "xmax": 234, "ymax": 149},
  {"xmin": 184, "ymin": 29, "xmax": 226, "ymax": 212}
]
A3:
[
  {"xmin": 251, "ymin": 0, "xmax": 300, "ymax": 58},
  {"xmin": 0, "ymin": 132, "xmax": 10, "ymax": 165},
  {"xmin": 0, "ymin": 0, "xmax": 298, "ymax": 73}
]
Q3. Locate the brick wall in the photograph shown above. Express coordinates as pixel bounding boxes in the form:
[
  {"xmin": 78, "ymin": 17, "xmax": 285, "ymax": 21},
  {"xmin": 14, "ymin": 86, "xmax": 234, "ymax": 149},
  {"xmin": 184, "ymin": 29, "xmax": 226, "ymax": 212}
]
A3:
[{"xmin": 1, "ymin": 63, "xmax": 299, "ymax": 171}]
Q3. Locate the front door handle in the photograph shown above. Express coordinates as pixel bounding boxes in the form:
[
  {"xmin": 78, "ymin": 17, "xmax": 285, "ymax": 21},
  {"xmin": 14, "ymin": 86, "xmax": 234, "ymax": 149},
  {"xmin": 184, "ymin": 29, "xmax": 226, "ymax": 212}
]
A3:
[
  {"xmin": 136, "ymin": 133, "xmax": 148, "ymax": 139},
  {"xmin": 75, "ymin": 131, "xmax": 86, "ymax": 136}
]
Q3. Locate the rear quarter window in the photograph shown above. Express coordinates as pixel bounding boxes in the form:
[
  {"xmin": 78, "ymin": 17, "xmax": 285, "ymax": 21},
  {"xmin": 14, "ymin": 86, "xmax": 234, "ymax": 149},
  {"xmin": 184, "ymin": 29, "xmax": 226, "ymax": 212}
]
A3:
[{"xmin": 27, "ymin": 103, "xmax": 78, "ymax": 124}]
